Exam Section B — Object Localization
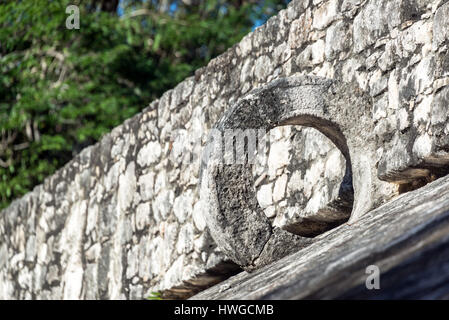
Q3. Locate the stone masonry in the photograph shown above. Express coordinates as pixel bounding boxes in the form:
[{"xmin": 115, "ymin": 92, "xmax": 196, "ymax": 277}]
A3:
[{"xmin": 1, "ymin": 0, "xmax": 449, "ymax": 299}]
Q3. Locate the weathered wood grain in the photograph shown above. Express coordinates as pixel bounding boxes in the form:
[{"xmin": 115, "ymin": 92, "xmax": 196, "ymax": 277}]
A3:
[{"xmin": 191, "ymin": 174, "xmax": 449, "ymax": 299}]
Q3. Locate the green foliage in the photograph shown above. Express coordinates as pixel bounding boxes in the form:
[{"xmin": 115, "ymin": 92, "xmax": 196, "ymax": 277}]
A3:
[
  {"xmin": 0, "ymin": 0, "xmax": 289, "ymax": 209},
  {"xmin": 147, "ymin": 291, "xmax": 163, "ymax": 300}
]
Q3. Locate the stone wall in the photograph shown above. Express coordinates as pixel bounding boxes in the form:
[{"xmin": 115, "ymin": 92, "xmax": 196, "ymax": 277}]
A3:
[{"xmin": 1, "ymin": 0, "xmax": 448, "ymax": 299}]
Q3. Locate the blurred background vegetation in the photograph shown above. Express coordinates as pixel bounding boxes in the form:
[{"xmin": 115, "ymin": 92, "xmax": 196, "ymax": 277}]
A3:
[{"xmin": 0, "ymin": 0, "xmax": 289, "ymax": 209}]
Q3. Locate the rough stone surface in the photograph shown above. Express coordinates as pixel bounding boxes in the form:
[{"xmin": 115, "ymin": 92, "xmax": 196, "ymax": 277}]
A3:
[
  {"xmin": 192, "ymin": 174, "xmax": 449, "ymax": 299},
  {"xmin": 199, "ymin": 75, "xmax": 401, "ymax": 270},
  {"xmin": 1, "ymin": 0, "xmax": 449, "ymax": 299}
]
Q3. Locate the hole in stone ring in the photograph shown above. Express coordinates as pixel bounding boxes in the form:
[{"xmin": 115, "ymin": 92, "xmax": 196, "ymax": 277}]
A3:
[{"xmin": 253, "ymin": 124, "xmax": 354, "ymax": 238}]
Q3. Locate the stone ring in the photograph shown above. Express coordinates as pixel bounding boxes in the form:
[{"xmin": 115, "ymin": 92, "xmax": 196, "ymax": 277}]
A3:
[{"xmin": 200, "ymin": 76, "xmax": 396, "ymax": 271}]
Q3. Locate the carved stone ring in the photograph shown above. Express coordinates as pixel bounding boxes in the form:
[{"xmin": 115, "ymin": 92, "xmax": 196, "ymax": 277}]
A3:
[{"xmin": 200, "ymin": 76, "xmax": 397, "ymax": 271}]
